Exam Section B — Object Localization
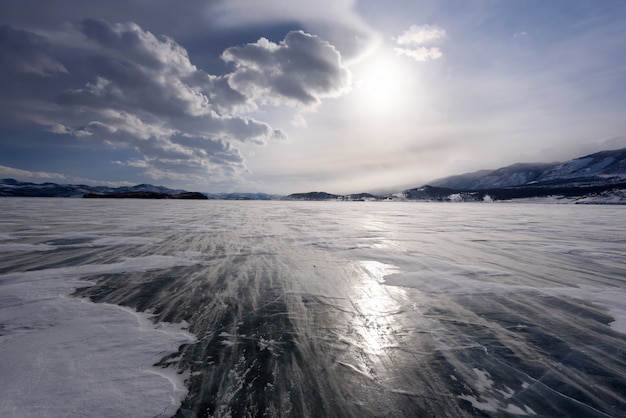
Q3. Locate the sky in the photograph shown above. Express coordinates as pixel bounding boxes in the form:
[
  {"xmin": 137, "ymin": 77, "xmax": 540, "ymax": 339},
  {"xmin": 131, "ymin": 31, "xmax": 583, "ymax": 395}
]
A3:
[{"xmin": 1, "ymin": 0, "xmax": 626, "ymax": 194}]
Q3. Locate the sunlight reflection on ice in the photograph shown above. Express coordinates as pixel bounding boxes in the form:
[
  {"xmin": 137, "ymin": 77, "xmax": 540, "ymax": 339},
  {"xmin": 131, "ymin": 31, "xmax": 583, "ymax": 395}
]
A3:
[
  {"xmin": 359, "ymin": 260, "xmax": 398, "ymax": 283},
  {"xmin": 350, "ymin": 260, "xmax": 402, "ymax": 356}
]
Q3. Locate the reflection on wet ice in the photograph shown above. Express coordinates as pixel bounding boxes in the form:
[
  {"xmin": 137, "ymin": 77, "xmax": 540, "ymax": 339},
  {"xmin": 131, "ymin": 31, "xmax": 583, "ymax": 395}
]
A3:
[{"xmin": 351, "ymin": 261, "xmax": 402, "ymax": 356}]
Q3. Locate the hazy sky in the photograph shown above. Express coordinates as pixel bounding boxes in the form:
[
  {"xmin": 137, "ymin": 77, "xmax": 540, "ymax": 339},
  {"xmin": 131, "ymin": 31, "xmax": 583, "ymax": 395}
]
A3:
[{"xmin": 1, "ymin": 0, "xmax": 625, "ymax": 194}]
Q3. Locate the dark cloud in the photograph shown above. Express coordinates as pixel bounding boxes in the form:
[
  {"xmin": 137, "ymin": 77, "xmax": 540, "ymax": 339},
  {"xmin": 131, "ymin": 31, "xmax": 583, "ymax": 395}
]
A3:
[
  {"xmin": 0, "ymin": 0, "xmax": 217, "ymax": 38},
  {"xmin": 0, "ymin": 25, "xmax": 66, "ymax": 76},
  {"xmin": 1, "ymin": 0, "xmax": 374, "ymax": 62},
  {"xmin": 222, "ymin": 31, "xmax": 352, "ymax": 107},
  {"xmin": 57, "ymin": 19, "xmax": 215, "ymax": 118}
]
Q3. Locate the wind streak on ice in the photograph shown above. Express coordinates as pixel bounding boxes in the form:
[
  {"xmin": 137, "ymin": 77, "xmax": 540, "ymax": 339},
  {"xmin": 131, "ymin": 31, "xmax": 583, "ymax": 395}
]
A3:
[{"xmin": 1, "ymin": 198, "xmax": 625, "ymax": 417}]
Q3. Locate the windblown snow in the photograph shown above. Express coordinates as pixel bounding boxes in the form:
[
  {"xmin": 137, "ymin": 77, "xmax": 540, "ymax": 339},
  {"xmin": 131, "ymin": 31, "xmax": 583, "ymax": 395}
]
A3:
[{"xmin": 1, "ymin": 198, "xmax": 625, "ymax": 417}]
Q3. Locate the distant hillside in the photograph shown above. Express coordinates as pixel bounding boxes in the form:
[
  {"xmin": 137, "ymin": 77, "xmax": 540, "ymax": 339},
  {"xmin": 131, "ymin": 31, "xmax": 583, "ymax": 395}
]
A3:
[
  {"xmin": 84, "ymin": 191, "xmax": 208, "ymax": 199},
  {"xmin": 205, "ymin": 192, "xmax": 279, "ymax": 200},
  {"xmin": 0, "ymin": 179, "xmax": 190, "ymax": 198},
  {"xmin": 389, "ymin": 148, "xmax": 626, "ymax": 204},
  {"xmin": 396, "ymin": 183, "xmax": 626, "ymax": 203},
  {"xmin": 283, "ymin": 191, "xmax": 379, "ymax": 201},
  {"xmin": 284, "ymin": 148, "xmax": 626, "ymax": 204},
  {"xmin": 430, "ymin": 148, "xmax": 626, "ymax": 190},
  {"xmin": 0, "ymin": 178, "xmax": 289, "ymax": 200},
  {"xmin": 283, "ymin": 192, "xmax": 341, "ymax": 201}
]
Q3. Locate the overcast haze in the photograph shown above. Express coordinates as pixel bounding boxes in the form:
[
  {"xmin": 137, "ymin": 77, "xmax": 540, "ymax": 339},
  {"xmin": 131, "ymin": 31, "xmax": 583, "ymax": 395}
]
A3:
[{"xmin": 1, "ymin": 0, "xmax": 625, "ymax": 194}]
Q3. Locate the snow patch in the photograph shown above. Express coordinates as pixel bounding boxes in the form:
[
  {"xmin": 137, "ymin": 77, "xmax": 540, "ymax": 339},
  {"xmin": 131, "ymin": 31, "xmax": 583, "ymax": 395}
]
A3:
[{"xmin": 0, "ymin": 254, "xmax": 200, "ymax": 417}]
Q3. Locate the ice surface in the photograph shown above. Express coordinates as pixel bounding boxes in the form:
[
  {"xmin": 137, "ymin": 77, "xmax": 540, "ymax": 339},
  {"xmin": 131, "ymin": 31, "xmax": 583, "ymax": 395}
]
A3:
[
  {"xmin": 0, "ymin": 198, "xmax": 625, "ymax": 417},
  {"xmin": 0, "ymin": 243, "xmax": 55, "ymax": 252},
  {"xmin": 378, "ymin": 257, "xmax": 626, "ymax": 335},
  {"xmin": 0, "ymin": 200, "xmax": 199, "ymax": 417}
]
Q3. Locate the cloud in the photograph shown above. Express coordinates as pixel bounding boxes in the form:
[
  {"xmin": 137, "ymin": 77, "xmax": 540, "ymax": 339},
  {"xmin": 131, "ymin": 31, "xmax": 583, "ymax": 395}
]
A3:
[
  {"xmin": 0, "ymin": 165, "xmax": 68, "ymax": 181},
  {"xmin": 394, "ymin": 24, "xmax": 446, "ymax": 62},
  {"xmin": 395, "ymin": 47, "xmax": 443, "ymax": 62},
  {"xmin": 0, "ymin": 25, "xmax": 67, "ymax": 76},
  {"xmin": 60, "ymin": 19, "xmax": 225, "ymax": 118},
  {"xmin": 0, "ymin": 164, "xmax": 133, "ymax": 187},
  {"xmin": 113, "ymin": 135, "xmax": 248, "ymax": 182},
  {"xmin": 291, "ymin": 114, "xmax": 307, "ymax": 128},
  {"xmin": 0, "ymin": 20, "xmax": 349, "ymax": 185},
  {"xmin": 396, "ymin": 24, "xmax": 446, "ymax": 46},
  {"xmin": 208, "ymin": 0, "xmax": 378, "ymax": 63},
  {"xmin": 222, "ymin": 31, "xmax": 352, "ymax": 107}
]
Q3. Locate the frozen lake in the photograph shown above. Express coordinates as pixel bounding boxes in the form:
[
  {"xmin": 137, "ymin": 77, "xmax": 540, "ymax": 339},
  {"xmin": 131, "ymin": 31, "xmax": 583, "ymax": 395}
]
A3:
[{"xmin": 1, "ymin": 198, "xmax": 625, "ymax": 417}]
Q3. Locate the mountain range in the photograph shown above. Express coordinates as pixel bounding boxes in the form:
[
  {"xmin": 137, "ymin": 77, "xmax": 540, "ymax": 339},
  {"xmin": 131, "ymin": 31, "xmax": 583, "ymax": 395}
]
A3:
[
  {"xmin": 0, "ymin": 179, "xmax": 188, "ymax": 198},
  {"xmin": 0, "ymin": 179, "xmax": 280, "ymax": 200},
  {"xmin": 429, "ymin": 148, "xmax": 626, "ymax": 189},
  {"xmin": 287, "ymin": 148, "xmax": 626, "ymax": 204},
  {"xmin": 2, "ymin": 148, "xmax": 626, "ymax": 203}
]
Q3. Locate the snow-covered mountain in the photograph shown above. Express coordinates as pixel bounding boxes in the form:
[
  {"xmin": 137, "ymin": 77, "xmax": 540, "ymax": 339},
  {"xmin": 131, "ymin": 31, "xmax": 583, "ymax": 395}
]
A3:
[
  {"xmin": 4, "ymin": 148, "xmax": 626, "ymax": 203},
  {"xmin": 430, "ymin": 148, "xmax": 626, "ymax": 190},
  {"xmin": 393, "ymin": 148, "xmax": 626, "ymax": 203},
  {"xmin": 0, "ymin": 179, "xmax": 187, "ymax": 197},
  {"xmin": 535, "ymin": 148, "xmax": 626, "ymax": 184},
  {"xmin": 430, "ymin": 163, "xmax": 558, "ymax": 190}
]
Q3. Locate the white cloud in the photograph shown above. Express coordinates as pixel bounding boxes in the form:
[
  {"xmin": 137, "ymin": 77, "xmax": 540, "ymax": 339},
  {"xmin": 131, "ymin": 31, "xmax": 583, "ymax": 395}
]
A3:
[
  {"xmin": 291, "ymin": 114, "xmax": 308, "ymax": 127},
  {"xmin": 47, "ymin": 123, "xmax": 92, "ymax": 138},
  {"xmin": 222, "ymin": 31, "xmax": 352, "ymax": 108},
  {"xmin": 62, "ymin": 19, "xmax": 218, "ymax": 118},
  {"xmin": 394, "ymin": 24, "xmax": 446, "ymax": 62},
  {"xmin": 394, "ymin": 46, "xmax": 443, "ymax": 62},
  {"xmin": 396, "ymin": 24, "xmax": 446, "ymax": 46},
  {"xmin": 0, "ymin": 165, "xmax": 67, "ymax": 181},
  {"xmin": 0, "ymin": 165, "xmax": 133, "ymax": 187},
  {"xmin": 208, "ymin": 0, "xmax": 378, "ymax": 63}
]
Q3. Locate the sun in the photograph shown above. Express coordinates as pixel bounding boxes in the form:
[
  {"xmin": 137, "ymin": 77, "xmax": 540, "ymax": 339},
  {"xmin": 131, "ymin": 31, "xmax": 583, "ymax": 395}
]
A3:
[
  {"xmin": 350, "ymin": 48, "xmax": 413, "ymax": 116},
  {"xmin": 358, "ymin": 64, "xmax": 399, "ymax": 103}
]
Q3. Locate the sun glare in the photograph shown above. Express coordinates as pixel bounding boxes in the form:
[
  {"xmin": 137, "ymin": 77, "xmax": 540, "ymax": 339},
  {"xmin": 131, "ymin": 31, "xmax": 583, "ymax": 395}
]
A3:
[
  {"xmin": 358, "ymin": 64, "xmax": 398, "ymax": 105},
  {"xmin": 351, "ymin": 49, "xmax": 412, "ymax": 115}
]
